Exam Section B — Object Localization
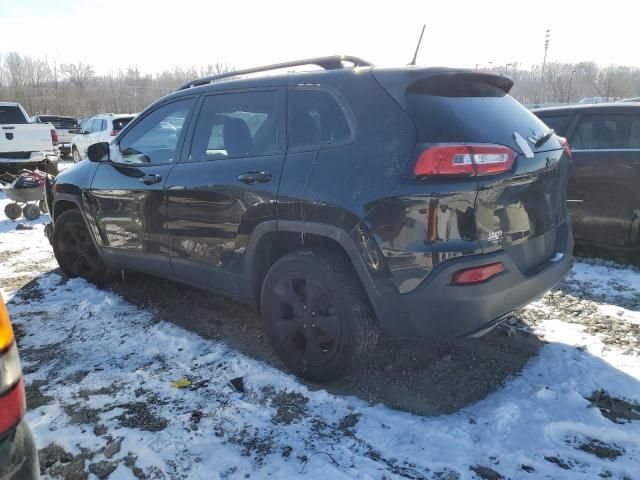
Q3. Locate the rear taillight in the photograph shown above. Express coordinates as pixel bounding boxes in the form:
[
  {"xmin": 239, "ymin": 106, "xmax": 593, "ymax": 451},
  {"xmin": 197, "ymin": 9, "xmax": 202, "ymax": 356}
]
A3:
[
  {"xmin": 110, "ymin": 130, "xmax": 119, "ymax": 136},
  {"xmin": 50, "ymin": 129, "xmax": 58, "ymax": 146},
  {"xmin": 452, "ymin": 262, "xmax": 505, "ymax": 285},
  {"xmin": 558, "ymin": 136, "xmax": 572, "ymax": 160},
  {"xmin": 0, "ymin": 297, "xmax": 25, "ymax": 433},
  {"xmin": 415, "ymin": 144, "xmax": 515, "ymax": 177}
]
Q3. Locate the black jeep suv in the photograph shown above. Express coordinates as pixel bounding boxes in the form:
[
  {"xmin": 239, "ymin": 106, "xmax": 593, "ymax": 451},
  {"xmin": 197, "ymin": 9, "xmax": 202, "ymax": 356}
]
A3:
[{"xmin": 45, "ymin": 56, "xmax": 573, "ymax": 381}]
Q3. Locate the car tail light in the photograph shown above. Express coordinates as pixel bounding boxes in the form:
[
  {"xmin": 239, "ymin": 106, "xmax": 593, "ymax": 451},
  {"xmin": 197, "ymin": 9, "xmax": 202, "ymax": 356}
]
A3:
[
  {"xmin": 558, "ymin": 136, "xmax": 572, "ymax": 159},
  {"xmin": 50, "ymin": 129, "xmax": 59, "ymax": 147},
  {"xmin": 0, "ymin": 297, "xmax": 25, "ymax": 433},
  {"xmin": 452, "ymin": 262, "xmax": 504, "ymax": 285},
  {"xmin": 415, "ymin": 144, "xmax": 515, "ymax": 177},
  {"xmin": 110, "ymin": 130, "xmax": 119, "ymax": 136}
]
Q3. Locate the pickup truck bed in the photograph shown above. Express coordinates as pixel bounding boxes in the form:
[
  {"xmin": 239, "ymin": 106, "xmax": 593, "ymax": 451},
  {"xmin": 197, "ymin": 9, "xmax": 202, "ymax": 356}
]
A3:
[{"xmin": 0, "ymin": 103, "xmax": 59, "ymax": 174}]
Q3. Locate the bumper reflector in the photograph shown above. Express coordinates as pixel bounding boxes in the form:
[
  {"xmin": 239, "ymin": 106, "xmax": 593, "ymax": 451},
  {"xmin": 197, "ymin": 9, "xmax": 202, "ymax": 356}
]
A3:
[
  {"xmin": 0, "ymin": 378, "xmax": 25, "ymax": 433},
  {"xmin": 452, "ymin": 262, "xmax": 505, "ymax": 285}
]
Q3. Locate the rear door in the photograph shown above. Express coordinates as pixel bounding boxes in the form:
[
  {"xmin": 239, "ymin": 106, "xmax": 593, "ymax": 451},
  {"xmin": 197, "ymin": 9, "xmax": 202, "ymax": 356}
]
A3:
[
  {"xmin": 165, "ymin": 88, "xmax": 285, "ymax": 294},
  {"xmin": 565, "ymin": 112, "xmax": 640, "ymax": 246},
  {"xmin": 86, "ymin": 97, "xmax": 196, "ymax": 275},
  {"xmin": 402, "ymin": 76, "xmax": 571, "ymax": 273},
  {"xmin": 76, "ymin": 119, "xmax": 96, "ymax": 156}
]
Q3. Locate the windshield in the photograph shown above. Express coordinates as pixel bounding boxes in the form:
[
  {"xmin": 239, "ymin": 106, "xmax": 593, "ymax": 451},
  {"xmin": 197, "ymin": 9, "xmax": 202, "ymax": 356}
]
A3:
[{"xmin": 0, "ymin": 106, "xmax": 27, "ymax": 124}]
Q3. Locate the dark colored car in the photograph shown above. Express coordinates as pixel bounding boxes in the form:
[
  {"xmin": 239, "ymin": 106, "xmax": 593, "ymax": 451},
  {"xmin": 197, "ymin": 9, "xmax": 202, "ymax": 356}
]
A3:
[
  {"xmin": 45, "ymin": 56, "xmax": 573, "ymax": 381},
  {"xmin": 0, "ymin": 296, "xmax": 40, "ymax": 479},
  {"xmin": 533, "ymin": 104, "xmax": 640, "ymax": 253}
]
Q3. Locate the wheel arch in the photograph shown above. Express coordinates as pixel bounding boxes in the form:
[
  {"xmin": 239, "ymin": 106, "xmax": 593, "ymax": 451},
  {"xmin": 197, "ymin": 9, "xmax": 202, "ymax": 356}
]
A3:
[{"xmin": 241, "ymin": 220, "xmax": 382, "ymax": 314}]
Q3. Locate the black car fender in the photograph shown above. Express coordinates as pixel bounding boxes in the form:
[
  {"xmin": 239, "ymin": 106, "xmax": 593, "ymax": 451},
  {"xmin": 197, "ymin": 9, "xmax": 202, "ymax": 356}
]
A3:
[{"xmin": 240, "ymin": 220, "xmax": 385, "ymax": 311}]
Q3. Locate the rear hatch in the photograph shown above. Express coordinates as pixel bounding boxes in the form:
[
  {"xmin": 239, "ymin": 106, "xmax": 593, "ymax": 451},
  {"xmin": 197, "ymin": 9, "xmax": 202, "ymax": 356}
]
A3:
[{"xmin": 374, "ymin": 69, "xmax": 571, "ymax": 274}]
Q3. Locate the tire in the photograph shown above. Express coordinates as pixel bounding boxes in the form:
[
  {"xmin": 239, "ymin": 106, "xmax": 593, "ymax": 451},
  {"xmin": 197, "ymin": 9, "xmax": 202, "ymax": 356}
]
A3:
[
  {"xmin": 39, "ymin": 199, "xmax": 48, "ymax": 214},
  {"xmin": 72, "ymin": 147, "xmax": 81, "ymax": 163},
  {"xmin": 4, "ymin": 203, "xmax": 22, "ymax": 220},
  {"xmin": 44, "ymin": 162, "xmax": 59, "ymax": 175},
  {"xmin": 22, "ymin": 204, "xmax": 40, "ymax": 220},
  {"xmin": 52, "ymin": 209, "xmax": 112, "ymax": 284},
  {"xmin": 261, "ymin": 249, "xmax": 379, "ymax": 382}
]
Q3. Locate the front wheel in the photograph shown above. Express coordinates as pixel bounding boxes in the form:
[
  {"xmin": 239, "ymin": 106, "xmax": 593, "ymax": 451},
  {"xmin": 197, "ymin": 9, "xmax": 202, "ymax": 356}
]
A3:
[
  {"xmin": 52, "ymin": 209, "xmax": 112, "ymax": 284},
  {"xmin": 72, "ymin": 147, "xmax": 81, "ymax": 163},
  {"xmin": 261, "ymin": 249, "xmax": 379, "ymax": 382}
]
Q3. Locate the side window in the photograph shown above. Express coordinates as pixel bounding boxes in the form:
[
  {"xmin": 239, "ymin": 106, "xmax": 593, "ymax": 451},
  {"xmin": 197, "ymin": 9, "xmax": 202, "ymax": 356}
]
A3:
[
  {"xmin": 572, "ymin": 114, "xmax": 640, "ymax": 150},
  {"xmin": 537, "ymin": 115, "xmax": 569, "ymax": 136},
  {"xmin": 83, "ymin": 119, "xmax": 95, "ymax": 133},
  {"xmin": 188, "ymin": 91, "xmax": 279, "ymax": 162},
  {"xmin": 94, "ymin": 119, "xmax": 105, "ymax": 132},
  {"xmin": 113, "ymin": 98, "xmax": 194, "ymax": 165},
  {"xmin": 287, "ymin": 88, "xmax": 352, "ymax": 150}
]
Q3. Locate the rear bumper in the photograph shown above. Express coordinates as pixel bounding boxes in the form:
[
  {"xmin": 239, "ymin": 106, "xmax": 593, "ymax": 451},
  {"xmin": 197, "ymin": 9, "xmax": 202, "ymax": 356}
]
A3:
[
  {"xmin": 372, "ymin": 221, "xmax": 573, "ymax": 338},
  {"xmin": 58, "ymin": 144, "xmax": 71, "ymax": 155},
  {"xmin": 0, "ymin": 419, "xmax": 40, "ymax": 480}
]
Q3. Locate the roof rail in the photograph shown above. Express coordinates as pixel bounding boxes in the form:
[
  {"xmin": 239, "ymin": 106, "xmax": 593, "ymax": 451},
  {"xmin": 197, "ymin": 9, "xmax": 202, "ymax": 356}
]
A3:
[{"xmin": 176, "ymin": 55, "xmax": 374, "ymax": 91}]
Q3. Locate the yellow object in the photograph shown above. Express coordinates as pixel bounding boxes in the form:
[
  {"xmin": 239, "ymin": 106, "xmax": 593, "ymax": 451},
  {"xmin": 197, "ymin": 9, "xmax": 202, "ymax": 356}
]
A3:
[
  {"xmin": 170, "ymin": 378, "xmax": 191, "ymax": 389},
  {"xmin": 0, "ymin": 295, "xmax": 14, "ymax": 352}
]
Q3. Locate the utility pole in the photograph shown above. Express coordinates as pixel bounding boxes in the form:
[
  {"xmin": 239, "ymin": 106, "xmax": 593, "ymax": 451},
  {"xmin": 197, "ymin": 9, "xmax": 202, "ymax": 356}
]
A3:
[
  {"xmin": 541, "ymin": 30, "xmax": 551, "ymax": 86},
  {"xmin": 567, "ymin": 69, "xmax": 577, "ymax": 104},
  {"xmin": 535, "ymin": 29, "xmax": 551, "ymax": 105}
]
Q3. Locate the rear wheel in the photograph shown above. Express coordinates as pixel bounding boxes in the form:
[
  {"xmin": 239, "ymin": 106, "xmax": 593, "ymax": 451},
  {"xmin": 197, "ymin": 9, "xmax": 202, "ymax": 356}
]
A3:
[
  {"xmin": 72, "ymin": 147, "xmax": 81, "ymax": 163},
  {"xmin": 52, "ymin": 209, "xmax": 111, "ymax": 284},
  {"xmin": 261, "ymin": 249, "xmax": 378, "ymax": 382},
  {"xmin": 4, "ymin": 203, "xmax": 22, "ymax": 220}
]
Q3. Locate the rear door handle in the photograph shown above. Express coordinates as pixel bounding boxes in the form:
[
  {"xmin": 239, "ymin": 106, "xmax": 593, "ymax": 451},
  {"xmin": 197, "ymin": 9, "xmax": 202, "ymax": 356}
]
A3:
[
  {"xmin": 237, "ymin": 171, "xmax": 272, "ymax": 184},
  {"xmin": 140, "ymin": 174, "xmax": 162, "ymax": 185}
]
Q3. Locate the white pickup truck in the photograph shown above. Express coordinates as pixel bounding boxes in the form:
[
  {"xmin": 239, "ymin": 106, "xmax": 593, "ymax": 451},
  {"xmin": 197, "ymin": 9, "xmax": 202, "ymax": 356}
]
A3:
[{"xmin": 0, "ymin": 102, "xmax": 60, "ymax": 174}]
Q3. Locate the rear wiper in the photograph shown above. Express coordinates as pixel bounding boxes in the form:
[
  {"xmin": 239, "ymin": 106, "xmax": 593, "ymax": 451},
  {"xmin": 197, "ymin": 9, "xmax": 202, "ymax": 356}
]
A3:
[{"xmin": 529, "ymin": 129, "xmax": 555, "ymax": 148}]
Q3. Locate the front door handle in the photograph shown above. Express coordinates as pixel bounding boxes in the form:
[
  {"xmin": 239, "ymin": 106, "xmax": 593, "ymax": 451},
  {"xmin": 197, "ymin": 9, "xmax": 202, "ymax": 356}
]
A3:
[
  {"xmin": 140, "ymin": 174, "xmax": 162, "ymax": 185},
  {"xmin": 237, "ymin": 171, "xmax": 272, "ymax": 184}
]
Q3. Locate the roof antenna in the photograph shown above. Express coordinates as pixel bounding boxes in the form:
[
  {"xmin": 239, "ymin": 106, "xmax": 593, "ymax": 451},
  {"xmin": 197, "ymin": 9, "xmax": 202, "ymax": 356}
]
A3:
[{"xmin": 409, "ymin": 24, "xmax": 426, "ymax": 66}]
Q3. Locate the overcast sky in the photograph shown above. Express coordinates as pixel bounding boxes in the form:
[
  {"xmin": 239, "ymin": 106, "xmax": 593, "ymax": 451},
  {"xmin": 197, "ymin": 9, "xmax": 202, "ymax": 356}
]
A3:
[{"xmin": 1, "ymin": 0, "xmax": 639, "ymax": 75}]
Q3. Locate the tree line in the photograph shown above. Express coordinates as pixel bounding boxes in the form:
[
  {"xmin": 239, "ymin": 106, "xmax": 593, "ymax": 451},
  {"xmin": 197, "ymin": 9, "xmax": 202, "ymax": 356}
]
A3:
[{"xmin": 1, "ymin": 51, "xmax": 640, "ymax": 118}]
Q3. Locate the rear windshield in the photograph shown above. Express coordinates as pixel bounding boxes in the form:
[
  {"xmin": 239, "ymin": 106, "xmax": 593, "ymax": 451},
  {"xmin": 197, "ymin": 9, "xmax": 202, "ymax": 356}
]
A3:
[
  {"xmin": 405, "ymin": 79, "xmax": 551, "ymax": 152},
  {"xmin": 113, "ymin": 117, "xmax": 134, "ymax": 131},
  {"xmin": 0, "ymin": 106, "xmax": 27, "ymax": 124},
  {"xmin": 39, "ymin": 116, "xmax": 78, "ymax": 129},
  {"xmin": 535, "ymin": 114, "xmax": 570, "ymax": 136}
]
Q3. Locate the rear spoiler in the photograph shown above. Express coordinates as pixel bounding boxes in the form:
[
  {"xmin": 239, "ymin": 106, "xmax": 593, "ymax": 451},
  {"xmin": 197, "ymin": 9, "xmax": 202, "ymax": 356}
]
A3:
[{"xmin": 372, "ymin": 68, "xmax": 514, "ymax": 109}]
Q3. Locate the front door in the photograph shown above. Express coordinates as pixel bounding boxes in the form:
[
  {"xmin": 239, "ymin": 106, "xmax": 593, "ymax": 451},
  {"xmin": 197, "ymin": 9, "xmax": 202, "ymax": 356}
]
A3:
[
  {"xmin": 567, "ymin": 113, "xmax": 640, "ymax": 246},
  {"xmin": 165, "ymin": 89, "xmax": 285, "ymax": 294},
  {"xmin": 86, "ymin": 97, "xmax": 196, "ymax": 275}
]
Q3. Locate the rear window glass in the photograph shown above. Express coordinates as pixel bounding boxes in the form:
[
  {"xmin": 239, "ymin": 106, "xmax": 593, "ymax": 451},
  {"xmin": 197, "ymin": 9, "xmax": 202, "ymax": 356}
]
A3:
[
  {"xmin": 113, "ymin": 117, "xmax": 134, "ymax": 131},
  {"xmin": 572, "ymin": 114, "xmax": 640, "ymax": 149},
  {"xmin": 535, "ymin": 114, "xmax": 570, "ymax": 136},
  {"xmin": 39, "ymin": 116, "xmax": 78, "ymax": 129},
  {"xmin": 0, "ymin": 106, "xmax": 27, "ymax": 124},
  {"xmin": 405, "ymin": 79, "xmax": 549, "ymax": 151}
]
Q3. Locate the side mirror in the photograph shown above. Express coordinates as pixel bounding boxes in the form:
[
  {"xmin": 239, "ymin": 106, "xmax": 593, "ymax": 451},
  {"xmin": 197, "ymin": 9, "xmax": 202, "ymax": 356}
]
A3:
[{"xmin": 87, "ymin": 142, "xmax": 110, "ymax": 162}]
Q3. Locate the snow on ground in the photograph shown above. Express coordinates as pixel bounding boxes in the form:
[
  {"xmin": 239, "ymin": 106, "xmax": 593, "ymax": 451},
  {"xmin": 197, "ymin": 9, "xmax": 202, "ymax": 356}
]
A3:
[{"xmin": 1, "ymin": 189, "xmax": 639, "ymax": 480}]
